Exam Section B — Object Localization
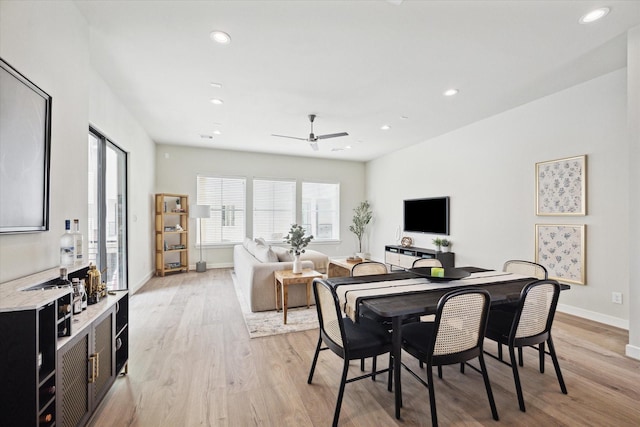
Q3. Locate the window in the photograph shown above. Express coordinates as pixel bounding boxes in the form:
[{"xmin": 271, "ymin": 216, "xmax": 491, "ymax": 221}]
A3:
[
  {"xmin": 197, "ymin": 175, "xmax": 246, "ymax": 244},
  {"xmin": 253, "ymin": 179, "xmax": 296, "ymax": 241},
  {"xmin": 88, "ymin": 128, "xmax": 128, "ymax": 290},
  {"xmin": 302, "ymin": 182, "xmax": 340, "ymax": 240}
]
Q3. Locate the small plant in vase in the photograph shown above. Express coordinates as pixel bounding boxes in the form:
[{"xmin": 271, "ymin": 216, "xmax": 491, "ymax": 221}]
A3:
[
  {"xmin": 432, "ymin": 237, "xmax": 443, "ymax": 252},
  {"xmin": 441, "ymin": 239, "xmax": 451, "ymax": 252},
  {"xmin": 349, "ymin": 200, "xmax": 373, "ymax": 260},
  {"xmin": 284, "ymin": 224, "xmax": 313, "ymax": 273}
]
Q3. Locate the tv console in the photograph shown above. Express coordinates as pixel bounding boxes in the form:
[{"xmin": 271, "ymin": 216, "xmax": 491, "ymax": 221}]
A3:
[{"xmin": 384, "ymin": 245, "xmax": 455, "ymax": 270}]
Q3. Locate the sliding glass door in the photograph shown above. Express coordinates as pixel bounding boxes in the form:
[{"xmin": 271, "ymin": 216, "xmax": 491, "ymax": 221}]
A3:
[{"xmin": 88, "ymin": 128, "xmax": 128, "ymax": 290}]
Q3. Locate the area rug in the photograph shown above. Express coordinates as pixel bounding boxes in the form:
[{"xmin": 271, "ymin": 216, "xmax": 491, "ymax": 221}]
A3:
[{"xmin": 231, "ymin": 271, "xmax": 319, "ymax": 339}]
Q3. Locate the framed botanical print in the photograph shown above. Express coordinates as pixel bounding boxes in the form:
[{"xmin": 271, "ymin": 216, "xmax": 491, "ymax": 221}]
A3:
[
  {"xmin": 536, "ymin": 155, "xmax": 586, "ymax": 216},
  {"xmin": 535, "ymin": 224, "xmax": 586, "ymax": 285}
]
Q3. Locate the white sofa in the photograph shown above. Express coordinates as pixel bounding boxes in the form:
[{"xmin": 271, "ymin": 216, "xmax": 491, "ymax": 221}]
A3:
[{"xmin": 233, "ymin": 238, "xmax": 329, "ymax": 312}]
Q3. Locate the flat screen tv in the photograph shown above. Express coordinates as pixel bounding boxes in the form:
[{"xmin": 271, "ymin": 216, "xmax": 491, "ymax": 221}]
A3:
[
  {"xmin": 403, "ymin": 197, "xmax": 450, "ymax": 235},
  {"xmin": 0, "ymin": 58, "xmax": 51, "ymax": 233}
]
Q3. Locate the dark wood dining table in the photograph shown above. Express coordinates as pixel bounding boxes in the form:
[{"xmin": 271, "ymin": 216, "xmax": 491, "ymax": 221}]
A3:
[{"xmin": 323, "ymin": 267, "xmax": 570, "ymax": 419}]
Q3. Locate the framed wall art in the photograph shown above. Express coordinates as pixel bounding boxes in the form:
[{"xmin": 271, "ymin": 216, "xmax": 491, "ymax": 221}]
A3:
[
  {"xmin": 535, "ymin": 224, "xmax": 586, "ymax": 285},
  {"xmin": 536, "ymin": 155, "xmax": 586, "ymax": 216}
]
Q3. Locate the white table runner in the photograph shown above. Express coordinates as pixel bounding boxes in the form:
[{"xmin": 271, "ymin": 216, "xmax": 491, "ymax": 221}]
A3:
[{"xmin": 337, "ymin": 271, "xmax": 529, "ymax": 321}]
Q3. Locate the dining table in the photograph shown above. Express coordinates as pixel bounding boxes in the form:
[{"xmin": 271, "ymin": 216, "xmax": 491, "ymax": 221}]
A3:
[{"xmin": 321, "ymin": 266, "xmax": 570, "ymax": 419}]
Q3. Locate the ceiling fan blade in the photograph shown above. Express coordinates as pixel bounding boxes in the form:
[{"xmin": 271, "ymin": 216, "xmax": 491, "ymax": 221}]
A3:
[
  {"xmin": 310, "ymin": 142, "xmax": 319, "ymax": 151},
  {"xmin": 271, "ymin": 134, "xmax": 308, "ymax": 141},
  {"xmin": 317, "ymin": 132, "xmax": 349, "ymax": 140}
]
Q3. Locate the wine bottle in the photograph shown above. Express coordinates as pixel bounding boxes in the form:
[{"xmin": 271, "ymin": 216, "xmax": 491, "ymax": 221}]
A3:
[
  {"xmin": 58, "ymin": 325, "xmax": 68, "ymax": 337},
  {"xmin": 39, "ymin": 385, "xmax": 56, "ymax": 399},
  {"xmin": 72, "ymin": 278, "xmax": 83, "ymax": 314},
  {"xmin": 39, "ymin": 413, "xmax": 52, "ymax": 423},
  {"xmin": 73, "ymin": 219, "xmax": 84, "ymax": 265},
  {"xmin": 58, "ymin": 304, "xmax": 71, "ymax": 315},
  {"xmin": 81, "ymin": 278, "xmax": 88, "ymax": 310},
  {"xmin": 59, "ymin": 220, "xmax": 75, "ymax": 267}
]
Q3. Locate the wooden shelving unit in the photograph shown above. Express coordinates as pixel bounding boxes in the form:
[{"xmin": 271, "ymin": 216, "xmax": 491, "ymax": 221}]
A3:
[{"xmin": 155, "ymin": 193, "xmax": 189, "ymax": 276}]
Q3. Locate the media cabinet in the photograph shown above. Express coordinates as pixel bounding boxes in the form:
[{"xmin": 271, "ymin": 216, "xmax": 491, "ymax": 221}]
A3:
[{"xmin": 384, "ymin": 244, "xmax": 455, "ymax": 269}]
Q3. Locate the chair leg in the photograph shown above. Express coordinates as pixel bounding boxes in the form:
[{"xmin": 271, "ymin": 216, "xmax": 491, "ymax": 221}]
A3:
[
  {"xmin": 509, "ymin": 345, "xmax": 526, "ymax": 412},
  {"xmin": 307, "ymin": 337, "xmax": 322, "ymax": 384},
  {"xmin": 497, "ymin": 342, "xmax": 503, "ymax": 361},
  {"xmin": 360, "ymin": 358, "xmax": 365, "ymax": 371},
  {"xmin": 332, "ymin": 360, "xmax": 350, "ymax": 427},
  {"xmin": 437, "ymin": 365, "xmax": 443, "ymax": 379},
  {"xmin": 426, "ymin": 363, "xmax": 439, "ymax": 427},
  {"xmin": 478, "ymin": 352, "xmax": 500, "ymax": 421},
  {"xmin": 388, "ymin": 354, "xmax": 393, "ymax": 392},
  {"xmin": 460, "ymin": 362, "xmax": 465, "ymax": 374},
  {"xmin": 539, "ymin": 342, "xmax": 545, "ymax": 373},
  {"xmin": 372, "ymin": 356, "xmax": 377, "ymax": 381},
  {"xmin": 547, "ymin": 336, "xmax": 568, "ymax": 394},
  {"xmin": 419, "ymin": 360, "xmax": 424, "ymax": 369},
  {"xmin": 518, "ymin": 346, "xmax": 524, "ymax": 367}
]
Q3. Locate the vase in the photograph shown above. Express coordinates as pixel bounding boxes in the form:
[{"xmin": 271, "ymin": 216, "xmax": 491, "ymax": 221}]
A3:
[{"xmin": 293, "ymin": 254, "xmax": 302, "ymax": 274}]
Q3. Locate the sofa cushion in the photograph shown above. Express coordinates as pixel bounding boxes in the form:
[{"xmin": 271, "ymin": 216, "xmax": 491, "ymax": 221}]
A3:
[
  {"xmin": 271, "ymin": 245, "xmax": 293, "ymax": 262},
  {"xmin": 254, "ymin": 237, "xmax": 268, "ymax": 246},
  {"xmin": 254, "ymin": 243, "xmax": 278, "ymax": 263}
]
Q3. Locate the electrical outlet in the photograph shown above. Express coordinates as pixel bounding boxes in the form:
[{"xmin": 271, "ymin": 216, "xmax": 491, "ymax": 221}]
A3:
[{"xmin": 611, "ymin": 292, "xmax": 623, "ymax": 304}]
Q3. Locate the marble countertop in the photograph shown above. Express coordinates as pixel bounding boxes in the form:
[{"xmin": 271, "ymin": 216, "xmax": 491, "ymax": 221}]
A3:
[{"xmin": 0, "ymin": 264, "xmax": 89, "ymax": 312}]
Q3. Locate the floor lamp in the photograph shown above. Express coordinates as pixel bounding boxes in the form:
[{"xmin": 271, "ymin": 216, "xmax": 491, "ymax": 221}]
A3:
[{"xmin": 190, "ymin": 204, "xmax": 210, "ymax": 272}]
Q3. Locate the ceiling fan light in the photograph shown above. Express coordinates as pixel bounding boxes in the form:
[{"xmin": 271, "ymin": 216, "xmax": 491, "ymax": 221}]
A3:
[
  {"xmin": 210, "ymin": 31, "xmax": 231, "ymax": 44},
  {"xmin": 579, "ymin": 7, "xmax": 610, "ymax": 24}
]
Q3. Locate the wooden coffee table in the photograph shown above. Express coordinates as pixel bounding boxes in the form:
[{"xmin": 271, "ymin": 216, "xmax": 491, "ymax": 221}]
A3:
[{"xmin": 274, "ymin": 269, "xmax": 322, "ymax": 324}]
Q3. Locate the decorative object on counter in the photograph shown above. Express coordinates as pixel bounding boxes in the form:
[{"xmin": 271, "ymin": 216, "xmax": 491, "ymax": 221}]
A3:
[
  {"xmin": 441, "ymin": 238, "xmax": 450, "ymax": 252},
  {"xmin": 60, "ymin": 219, "xmax": 75, "ymax": 267},
  {"xmin": 284, "ymin": 224, "xmax": 313, "ymax": 274},
  {"xmin": 432, "ymin": 237, "xmax": 443, "ymax": 252},
  {"xmin": 190, "ymin": 204, "xmax": 211, "ymax": 273},
  {"xmin": 86, "ymin": 263, "xmax": 102, "ymax": 304},
  {"xmin": 401, "ymin": 236, "xmax": 413, "ymax": 247},
  {"xmin": 72, "ymin": 278, "xmax": 83, "ymax": 314},
  {"xmin": 349, "ymin": 200, "xmax": 373, "ymax": 259}
]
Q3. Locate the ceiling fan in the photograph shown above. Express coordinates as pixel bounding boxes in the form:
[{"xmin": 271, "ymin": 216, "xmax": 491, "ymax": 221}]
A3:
[{"xmin": 271, "ymin": 114, "xmax": 349, "ymax": 151}]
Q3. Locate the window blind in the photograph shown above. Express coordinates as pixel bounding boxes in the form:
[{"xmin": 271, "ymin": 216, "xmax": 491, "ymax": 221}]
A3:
[
  {"xmin": 253, "ymin": 179, "xmax": 296, "ymax": 241},
  {"xmin": 197, "ymin": 175, "xmax": 246, "ymax": 244}
]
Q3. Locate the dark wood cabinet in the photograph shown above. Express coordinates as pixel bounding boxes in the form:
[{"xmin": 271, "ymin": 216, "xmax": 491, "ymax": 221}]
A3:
[{"xmin": 384, "ymin": 244, "xmax": 455, "ymax": 269}]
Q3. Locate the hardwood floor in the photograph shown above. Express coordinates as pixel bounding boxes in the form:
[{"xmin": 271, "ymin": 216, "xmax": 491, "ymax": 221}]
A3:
[{"xmin": 89, "ymin": 269, "xmax": 640, "ymax": 426}]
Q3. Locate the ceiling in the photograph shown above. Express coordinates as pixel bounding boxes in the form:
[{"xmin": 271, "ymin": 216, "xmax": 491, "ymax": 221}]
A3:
[{"xmin": 75, "ymin": 1, "xmax": 640, "ymax": 162}]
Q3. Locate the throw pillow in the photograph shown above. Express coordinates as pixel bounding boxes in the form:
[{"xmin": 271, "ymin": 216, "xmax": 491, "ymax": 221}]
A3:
[
  {"xmin": 254, "ymin": 244, "xmax": 279, "ymax": 263},
  {"xmin": 271, "ymin": 245, "xmax": 293, "ymax": 262}
]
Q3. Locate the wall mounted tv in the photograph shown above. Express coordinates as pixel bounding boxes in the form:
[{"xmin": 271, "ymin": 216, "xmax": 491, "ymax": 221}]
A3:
[
  {"xmin": 0, "ymin": 58, "xmax": 51, "ymax": 233},
  {"xmin": 403, "ymin": 197, "xmax": 450, "ymax": 235}
]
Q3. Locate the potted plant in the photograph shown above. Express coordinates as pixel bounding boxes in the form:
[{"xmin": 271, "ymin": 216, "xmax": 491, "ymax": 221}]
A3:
[
  {"xmin": 349, "ymin": 201, "xmax": 373, "ymax": 259},
  {"xmin": 284, "ymin": 224, "xmax": 313, "ymax": 273},
  {"xmin": 441, "ymin": 238, "xmax": 450, "ymax": 252},
  {"xmin": 432, "ymin": 237, "xmax": 443, "ymax": 252}
]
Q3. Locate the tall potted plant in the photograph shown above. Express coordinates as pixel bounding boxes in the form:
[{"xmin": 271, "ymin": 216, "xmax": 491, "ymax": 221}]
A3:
[
  {"xmin": 349, "ymin": 200, "xmax": 373, "ymax": 259},
  {"xmin": 284, "ymin": 224, "xmax": 313, "ymax": 273}
]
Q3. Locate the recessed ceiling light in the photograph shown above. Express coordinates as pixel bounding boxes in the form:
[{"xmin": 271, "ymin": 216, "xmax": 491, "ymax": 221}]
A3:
[
  {"xmin": 443, "ymin": 88, "xmax": 459, "ymax": 97},
  {"xmin": 210, "ymin": 31, "xmax": 231, "ymax": 44},
  {"xmin": 381, "ymin": 124, "xmax": 391, "ymax": 130},
  {"xmin": 210, "ymin": 98, "xmax": 224, "ymax": 105},
  {"xmin": 400, "ymin": 115, "xmax": 409, "ymax": 120},
  {"xmin": 345, "ymin": 145, "xmax": 352, "ymax": 150},
  {"xmin": 213, "ymin": 130, "xmax": 221, "ymax": 135},
  {"xmin": 200, "ymin": 134, "xmax": 213, "ymax": 139},
  {"xmin": 210, "ymin": 82, "xmax": 222, "ymax": 88},
  {"xmin": 579, "ymin": 7, "xmax": 610, "ymax": 24}
]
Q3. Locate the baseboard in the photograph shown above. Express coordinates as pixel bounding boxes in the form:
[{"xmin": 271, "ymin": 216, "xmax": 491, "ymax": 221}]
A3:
[
  {"xmin": 557, "ymin": 303, "xmax": 629, "ymax": 330},
  {"xmin": 189, "ymin": 262, "xmax": 234, "ymax": 270},
  {"xmin": 131, "ymin": 270, "xmax": 154, "ymax": 295},
  {"xmin": 626, "ymin": 344, "xmax": 640, "ymax": 360}
]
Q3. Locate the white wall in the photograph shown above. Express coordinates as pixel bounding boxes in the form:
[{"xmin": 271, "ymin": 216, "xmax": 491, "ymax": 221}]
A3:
[
  {"xmin": 627, "ymin": 26, "xmax": 640, "ymax": 359},
  {"xmin": 0, "ymin": 1, "xmax": 90, "ymax": 282},
  {"xmin": 155, "ymin": 145, "xmax": 366, "ymax": 267},
  {"xmin": 367, "ymin": 68, "xmax": 630, "ymax": 325},
  {"xmin": 0, "ymin": 1, "xmax": 156, "ymax": 293}
]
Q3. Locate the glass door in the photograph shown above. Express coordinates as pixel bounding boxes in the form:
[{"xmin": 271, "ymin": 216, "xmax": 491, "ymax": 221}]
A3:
[{"xmin": 88, "ymin": 128, "xmax": 128, "ymax": 290}]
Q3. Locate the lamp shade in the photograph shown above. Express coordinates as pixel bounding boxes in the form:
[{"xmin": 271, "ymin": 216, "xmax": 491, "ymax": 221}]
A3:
[{"xmin": 190, "ymin": 204, "xmax": 211, "ymax": 219}]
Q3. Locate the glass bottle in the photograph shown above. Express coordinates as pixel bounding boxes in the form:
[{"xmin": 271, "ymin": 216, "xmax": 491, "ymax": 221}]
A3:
[
  {"xmin": 59, "ymin": 220, "xmax": 75, "ymax": 267},
  {"xmin": 73, "ymin": 219, "xmax": 84, "ymax": 265}
]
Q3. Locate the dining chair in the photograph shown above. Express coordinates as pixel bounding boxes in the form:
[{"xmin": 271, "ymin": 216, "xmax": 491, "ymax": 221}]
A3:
[
  {"xmin": 351, "ymin": 261, "xmax": 388, "ymax": 276},
  {"xmin": 411, "ymin": 258, "xmax": 442, "ymax": 268},
  {"xmin": 400, "ymin": 288, "xmax": 499, "ymax": 427},
  {"xmin": 307, "ymin": 279, "xmax": 393, "ymax": 427},
  {"xmin": 499, "ymin": 260, "xmax": 548, "ymax": 371},
  {"xmin": 484, "ymin": 279, "xmax": 567, "ymax": 412}
]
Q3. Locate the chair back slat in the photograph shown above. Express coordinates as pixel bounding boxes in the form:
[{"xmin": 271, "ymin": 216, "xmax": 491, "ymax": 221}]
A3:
[
  {"xmin": 315, "ymin": 281, "xmax": 344, "ymax": 346},
  {"xmin": 434, "ymin": 291, "xmax": 489, "ymax": 356},
  {"xmin": 515, "ymin": 282, "xmax": 556, "ymax": 338},
  {"xmin": 503, "ymin": 260, "xmax": 548, "ymax": 279},
  {"xmin": 351, "ymin": 261, "xmax": 388, "ymax": 276},
  {"xmin": 412, "ymin": 258, "xmax": 442, "ymax": 268}
]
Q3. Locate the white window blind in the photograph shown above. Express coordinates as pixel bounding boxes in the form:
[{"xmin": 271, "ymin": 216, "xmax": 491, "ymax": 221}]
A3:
[
  {"xmin": 197, "ymin": 175, "xmax": 246, "ymax": 244},
  {"xmin": 253, "ymin": 179, "xmax": 296, "ymax": 241},
  {"xmin": 301, "ymin": 182, "xmax": 340, "ymax": 240}
]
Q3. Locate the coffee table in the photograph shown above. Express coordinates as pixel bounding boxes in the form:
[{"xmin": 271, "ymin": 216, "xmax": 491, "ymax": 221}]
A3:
[
  {"xmin": 327, "ymin": 257, "xmax": 364, "ymax": 278},
  {"xmin": 274, "ymin": 269, "xmax": 322, "ymax": 324}
]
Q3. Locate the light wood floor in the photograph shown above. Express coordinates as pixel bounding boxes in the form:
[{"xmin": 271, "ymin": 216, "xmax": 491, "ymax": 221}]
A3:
[{"xmin": 89, "ymin": 268, "xmax": 640, "ymax": 426}]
